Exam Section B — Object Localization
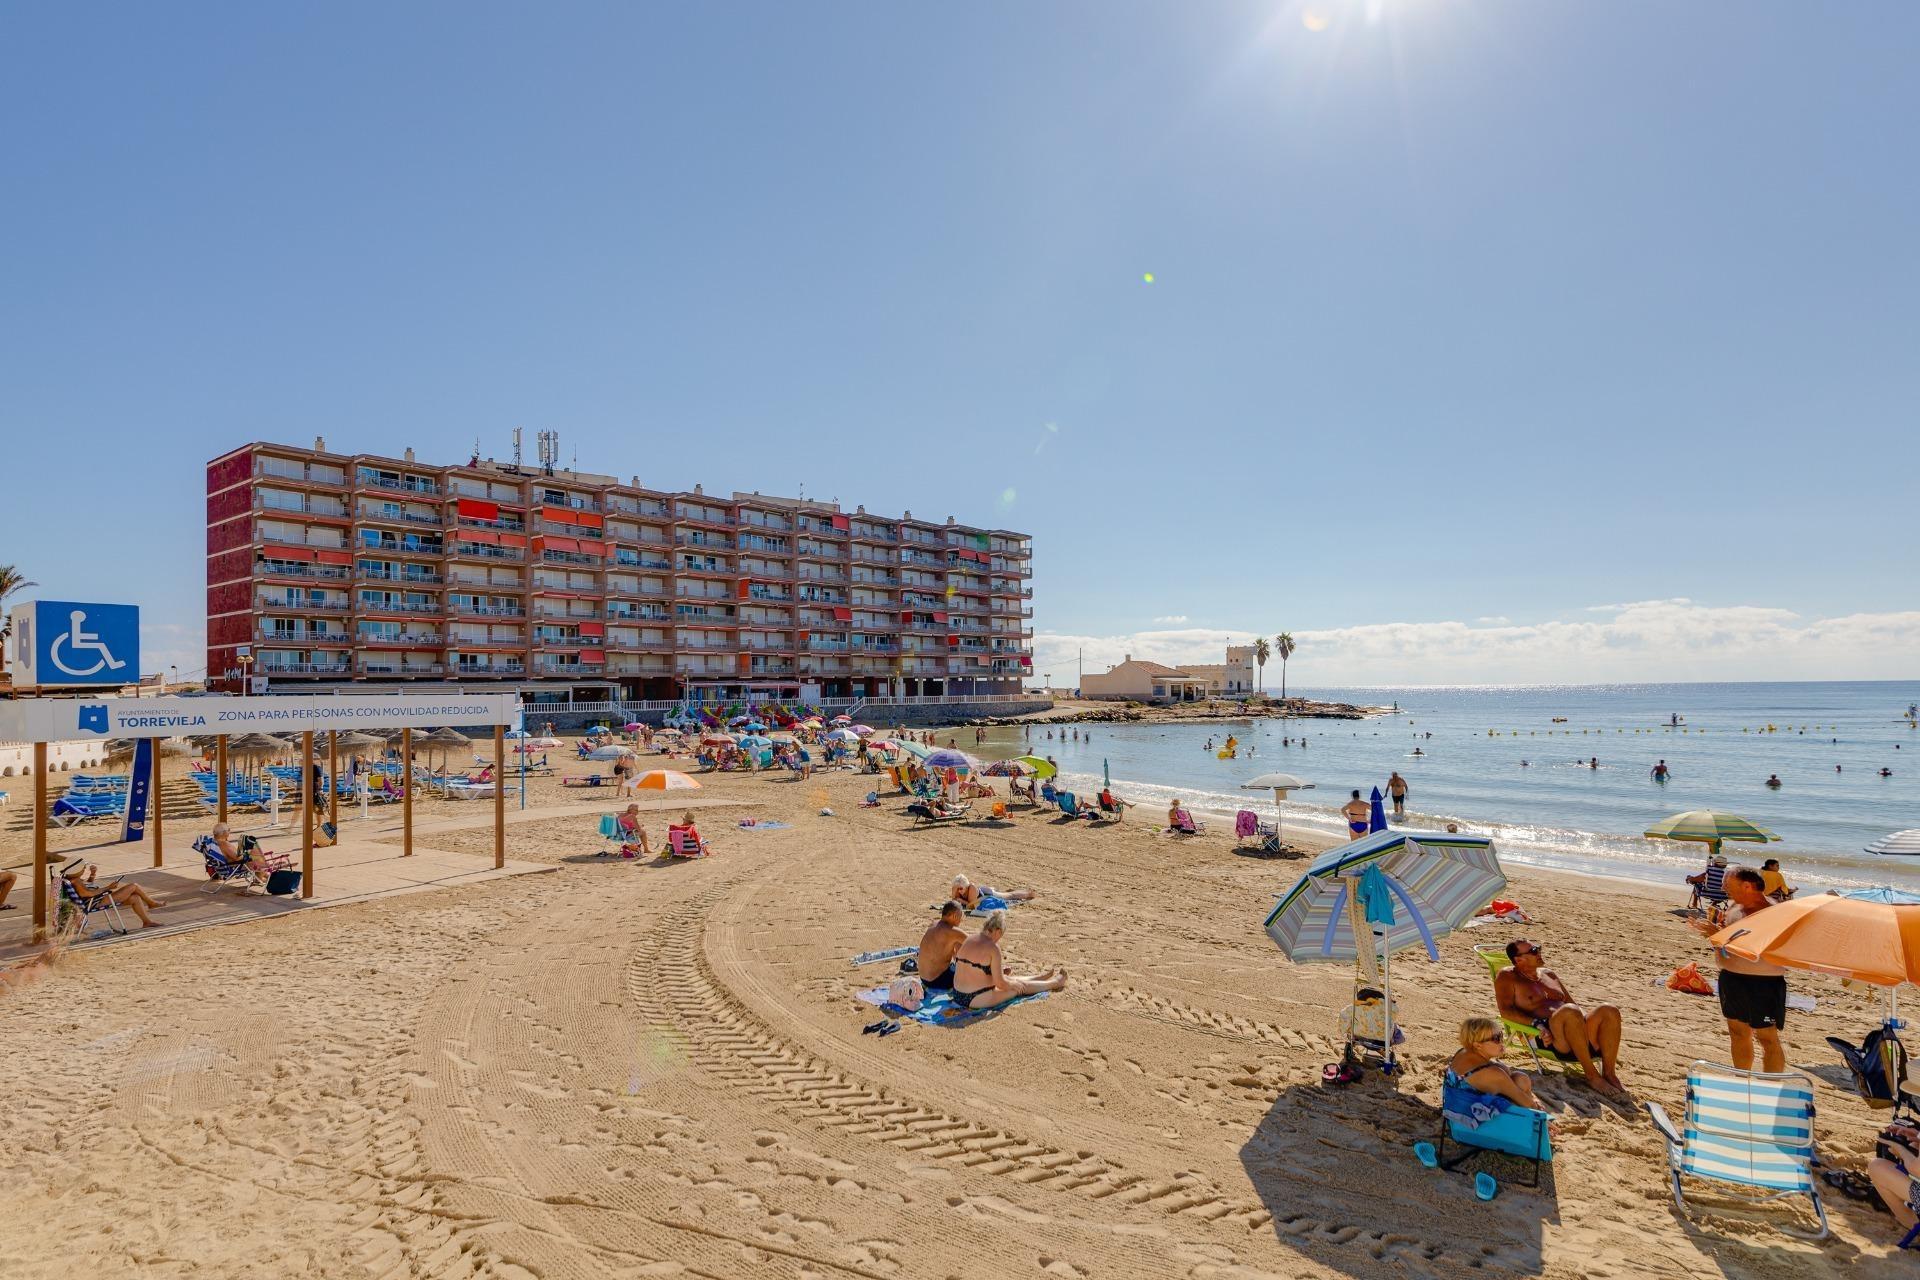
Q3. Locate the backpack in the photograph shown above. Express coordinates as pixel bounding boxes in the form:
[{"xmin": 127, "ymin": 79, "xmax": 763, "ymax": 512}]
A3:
[{"xmin": 1827, "ymin": 1025, "xmax": 1910, "ymax": 1109}]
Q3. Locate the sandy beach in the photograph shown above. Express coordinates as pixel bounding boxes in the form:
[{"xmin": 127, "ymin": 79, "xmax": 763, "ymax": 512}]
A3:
[{"xmin": 2, "ymin": 752, "xmax": 1915, "ymax": 1278}]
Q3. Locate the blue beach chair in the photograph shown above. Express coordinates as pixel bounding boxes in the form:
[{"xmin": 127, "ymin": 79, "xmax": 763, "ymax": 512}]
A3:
[{"xmin": 1645, "ymin": 1062, "xmax": 1828, "ymax": 1239}]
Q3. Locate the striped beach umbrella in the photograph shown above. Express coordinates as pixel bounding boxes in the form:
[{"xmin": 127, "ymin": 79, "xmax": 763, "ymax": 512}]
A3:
[
  {"xmin": 1866, "ymin": 830, "xmax": 1920, "ymax": 857},
  {"xmin": 633, "ymin": 769, "xmax": 701, "ymax": 791},
  {"xmin": 1263, "ymin": 830, "xmax": 1507, "ymax": 965},
  {"xmin": 1644, "ymin": 810, "xmax": 1780, "ymax": 859}
]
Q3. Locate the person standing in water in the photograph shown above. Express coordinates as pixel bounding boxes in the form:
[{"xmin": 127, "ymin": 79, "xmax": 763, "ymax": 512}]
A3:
[
  {"xmin": 1386, "ymin": 771, "xmax": 1409, "ymax": 820},
  {"xmin": 1341, "ymin": 790, "xmax": 1371, "ymax": 841}
]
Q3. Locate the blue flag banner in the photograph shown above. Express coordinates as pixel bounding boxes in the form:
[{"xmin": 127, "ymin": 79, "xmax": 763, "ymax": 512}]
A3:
[{"xmin": 121, "ymin": 739, "xmax": 154, "ymax": 843}]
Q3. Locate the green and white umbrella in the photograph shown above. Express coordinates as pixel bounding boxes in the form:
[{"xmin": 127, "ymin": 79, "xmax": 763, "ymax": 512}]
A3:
[{"xmin": 1644, "ymin": 810, "xmax": 1780, "ymax": 859}]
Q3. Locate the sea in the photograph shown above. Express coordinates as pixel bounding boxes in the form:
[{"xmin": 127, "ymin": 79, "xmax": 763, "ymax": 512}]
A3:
[{"xmin": 971, "ymin": 682, "xmax": 1920, "ymax": 893}]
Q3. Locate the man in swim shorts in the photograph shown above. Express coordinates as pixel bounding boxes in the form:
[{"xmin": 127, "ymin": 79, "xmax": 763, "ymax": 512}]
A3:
[
  {"xmin": 1341, "ymin": 790, "xmax": 1370, "ymax": 841},
  {"xmin": 1494, "ymin": 939, "xmax": 1625, "ymax": 1094},
  {"xmin": 917, "ymin": 901, "xmax": 967, "ymax": 990},
  {"xmin": 1386, "ymin": 772, "xmax": 1409, "ymax": 819}
]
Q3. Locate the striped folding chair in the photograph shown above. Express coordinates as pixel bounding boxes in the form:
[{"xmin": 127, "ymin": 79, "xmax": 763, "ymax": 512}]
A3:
[
  {"xmin": 1645, "ymin": 1062, "xmax": 1828, "ymax": 1239},
  {"xmin": 54, "ymin": 866, "xmax": 130, "ymax": 939}
]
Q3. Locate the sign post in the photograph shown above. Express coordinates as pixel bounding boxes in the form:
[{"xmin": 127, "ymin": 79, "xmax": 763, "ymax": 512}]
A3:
[{"xmin": 5, "ymin": 600, "xmax": 140, "ymax": 690}]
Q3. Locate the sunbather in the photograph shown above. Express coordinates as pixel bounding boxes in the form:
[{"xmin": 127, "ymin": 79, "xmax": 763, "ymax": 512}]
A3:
[
  {"xmin": 949, "ymin": 910, "xmax": 1068, "ymax": 1011},
  {"xmin": 950, "ymin": 874, "xmax": 1035, "ymax": 911},
  {"xmin": 1165, "ymin": 801, "xmax": 1201, "ymax": 834},
  {"xmin": 616, "ymin": 804, "xmax": 653, "ymax": 857},
  {"xmin": 63, "ymin": 862, "xmax": 166, "ymax": 928},
  {"xmin": 667, "ymin": 811, "xmax": 710, "ymax": 856},
  {"xmin": 1870, "ymin": 1125, "xmax": 1920, "ymax": 1233},
  {"xmin": 1447, "ymin": 1017, "xmax": 1541, "ymax": 1110},
  {"xmin": 207, "ymin": 822, "xmax": 270, "ymax": 882},
  {"xmin": 917, "ymin": 901, "xmax": 967, "ymax": 990},
  {"xmin": 0, "ymin": 867, "xmax": 15, "ymax": 911},
  {"xmin": 1494, "ymin": 939, "xmax": 1625, "ymax": 1093}
]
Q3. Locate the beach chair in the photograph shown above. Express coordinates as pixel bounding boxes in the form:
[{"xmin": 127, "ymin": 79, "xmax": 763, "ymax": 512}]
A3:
[
  {"xmin": 1689, "ymin": 865, "xmax": 1730, "ymax": 918},
  {"xmin": 1645, "ymin": 1062, "xmax": 1827, "ymax": 1239},
  {"xmin": 907, "ymin": 801, "xmax": 971, "ymax": 826},
  {"xmin": 1436, "ymin": 1089, "xmax": 1553, "ymax": 1189},
  {"xmin": 1057, "ymin": 792, "xmax": 1093, "ymax": 820},
  {"xmin": 194, "ymin": 834, "xmax": 265, "ymax": 892},
  {"xmin": 666, "ymin": 827, "xmax": 710, "ymax": 858},
  {"xmin": 1471, "ymin": 944, "xmax": 1586, "ymax": 1077},
  {"xmin": 54, "ymin": 866, "xmax": 129, "ymax": 939},
  {"xmin": 1166, "ymin": 809, "xmax": 1204, "ymax": 836}
]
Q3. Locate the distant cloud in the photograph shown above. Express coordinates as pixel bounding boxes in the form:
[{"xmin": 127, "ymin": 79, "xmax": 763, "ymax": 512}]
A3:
[
  {"xmin": 1152, "ymin": 614, "xmax": 1189, "ymax": 624},
  {"xmin": 1475, "ymin": 616, "xmax": 1511, "ymax": 625},
  {"xmin": 1037, "ymin": 601, "xmax": 1920, "ymax": 685}
]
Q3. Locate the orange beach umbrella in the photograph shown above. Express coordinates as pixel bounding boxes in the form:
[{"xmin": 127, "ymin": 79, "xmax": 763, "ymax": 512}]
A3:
[
  {"xmin": 633, "ymin": 770, "xmax": 702, "ymax": 791},
  {"xmin": 1711, "ymin": 888, "xmax": 1920, "ymax": 987}
]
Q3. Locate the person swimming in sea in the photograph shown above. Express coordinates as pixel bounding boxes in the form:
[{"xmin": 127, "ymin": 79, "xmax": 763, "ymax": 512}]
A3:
[
  {"xmin": 1766, "ymin": 774, "xmax": 1783, "ymax": 788},
  {"xmin": 1652, "ymin": 759, "xmax": 1669, "ymax": 781}
]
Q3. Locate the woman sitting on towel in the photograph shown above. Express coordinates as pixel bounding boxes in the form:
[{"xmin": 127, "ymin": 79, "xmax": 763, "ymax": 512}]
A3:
[
  {"xmin": 950, "ymin": 873, "xmax": 1035, "ymax": 912},
  {"xmin": 949, "ymin": 910, "xmax": 1068, "ymax": 1011},
  {"xmin": 1446, "ymin": 1017, "xmax": 1540, "ymax": 1111}
]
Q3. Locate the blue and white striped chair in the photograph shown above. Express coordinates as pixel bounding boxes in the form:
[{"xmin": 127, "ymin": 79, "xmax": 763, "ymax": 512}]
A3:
[
  {"xmin": 54, "ymin": 866, "xmax": 130, "ymax": 939},
  {"xmin": 1645, "ymin": 1062, "xmax": 1828, "ymax": 1239}
]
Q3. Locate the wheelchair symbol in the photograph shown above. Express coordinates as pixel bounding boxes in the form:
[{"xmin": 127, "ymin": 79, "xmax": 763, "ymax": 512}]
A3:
[{"xmin": 49, "ymin": 610, "xmax": 129, "ymax": 678}]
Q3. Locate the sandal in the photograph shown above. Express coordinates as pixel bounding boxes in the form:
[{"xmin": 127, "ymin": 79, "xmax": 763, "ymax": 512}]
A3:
[{"xmin": 861, "ymin": 1020, "xmax": 889, "ymax": 1035}]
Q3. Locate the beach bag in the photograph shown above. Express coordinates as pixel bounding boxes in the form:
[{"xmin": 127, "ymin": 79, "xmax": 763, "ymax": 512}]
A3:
[
  {"xmin": 1828, "ymin": 1026, "xmax": 1909, "ymax": 1109},
  {"xmin": 266, "ymin": 869, "xmax": 302, "ymax": 897},
  {"xmin": 1667, "ymin": 962, "xmax": 1714, "ymax": 996},
  {"xmin": 887, "ymin": 976, "xmax": 925, "ymax": 1012}
]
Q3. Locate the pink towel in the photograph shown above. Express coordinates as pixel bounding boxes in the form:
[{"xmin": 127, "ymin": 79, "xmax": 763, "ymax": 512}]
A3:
[{"xmin": 1235, "ymin": 810, "xmax": 1259, "ymax": 839}]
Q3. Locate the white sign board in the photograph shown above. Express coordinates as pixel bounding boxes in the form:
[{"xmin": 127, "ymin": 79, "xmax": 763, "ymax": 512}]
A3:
[{"xmin": 0, "ymin": 693, "xmax": 521, "ymax": 743}]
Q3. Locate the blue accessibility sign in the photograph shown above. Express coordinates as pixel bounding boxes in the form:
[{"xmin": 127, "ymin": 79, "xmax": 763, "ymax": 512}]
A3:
[{"xmin": 13, "ymin": 600, "xmax": 141, "ymax": 687}]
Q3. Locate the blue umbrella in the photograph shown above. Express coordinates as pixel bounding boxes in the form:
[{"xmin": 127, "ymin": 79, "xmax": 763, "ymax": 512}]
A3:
[{"xmin": 1369, "ymin": 786, "xmax": 1388, "ymax": 833}]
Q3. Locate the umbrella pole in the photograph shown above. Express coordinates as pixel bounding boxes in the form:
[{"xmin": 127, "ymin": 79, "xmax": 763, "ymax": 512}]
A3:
[{"xmin": 1380, "ymin": 935, "xmax": 1396, "ymax": 1073}]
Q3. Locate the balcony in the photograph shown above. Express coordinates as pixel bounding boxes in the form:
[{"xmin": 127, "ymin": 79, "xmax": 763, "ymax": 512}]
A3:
[
  {"xmin": 454, "ymin": 661, "xmax": 526, "ymax": 675},
  {"xmin": 257, "ymin": 594, "xmax": 351, "ymax": 612},
  {"xmin": 258, "ymin": 626, "xmax": 352, "ymax": 645},
  {"xmin": 456, "ymin": 515, "xmax": 527, "ymax": 535},
  {"xmin": 672, "ymin": 507, "xmax": 734, "ymax": 528},
  {"xmin": 259, "ymin": 660, "xmax": 352, "ymax": 675},
  {"xmin": 355, "ymin": 566, "xmax": 444, "ymax": 586},
  {"xmin": 255, "ymin": 493, "xmax": 348, "ymax": 518},
  {"xmin": 540, "ymin": 549, "xmax": 601, "ymax": 567},
  {"xmin": 533, "ymin": 495, "xmax": 602, "ymax": 513},
  {"xmin": 446, "ymin": 600, "xmax": 527, "ymax": 618},
  {"xmin": 357, "ymin": 507, "xmax": 443, "ymax": 527},
  {"xmin": 450, "ymin": 543, "xmax": 525, "ymax": 562},
  {"xmin": 356, "ymin": 599, "xmax": 443, "ymax": 615},
  {"xmin": 357, "ymin": 474, "xmax": 441, "ymax": 496},
  {"xmin": 358, "ymin": 662, "xmax": 447, "ymax": 676},
  {"xmin": 533, "ymin": 659, "xmax": 606, "ymax": 675},
  {"xmin": 255, "ymin": 458, "xmax": 346, "ymax": 486},
  {"xmin": 257, "ymin": 562, "xmax": 351, "ymax": 582},
  {"xmin": 259, "ymin": 526, "xmax": 348, "ymax": 552},
  {"xmin": 359, "ymin": 631, "xmax": 445, "ymax": 648}
]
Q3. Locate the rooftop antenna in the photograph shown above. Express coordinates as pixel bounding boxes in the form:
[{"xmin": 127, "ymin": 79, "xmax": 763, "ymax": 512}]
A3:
[
  {"xmin": 536, "ymin": 429, "xmax": 559, "ymax": 476},
  {"xmin": 512, "ymin": 426, "xmax": 523, "ymax": 468}
]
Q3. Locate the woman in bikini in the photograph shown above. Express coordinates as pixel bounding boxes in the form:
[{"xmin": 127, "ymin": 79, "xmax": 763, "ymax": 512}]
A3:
[
  {"xmin": 950, "ymin": 874, "xmax": 1036, "ymax": 912},
  {"xmin": 1446, "ymin": 1016, "xmax": 1540, "ymax": 1110},
  {"xmin": 1341, "ymin": 790, "xmax": 1371, "ymax": 841},
  {"xmin": 62, "ymin": 861, "xmax": 168, "ymax": 929},
  {"xmin": 949, "ymin": 910, "xmax": 1068, "ymax": 1011}
]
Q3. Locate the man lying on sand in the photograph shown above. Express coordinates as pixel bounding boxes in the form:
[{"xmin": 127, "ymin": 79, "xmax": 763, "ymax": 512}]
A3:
[
  {"xmin": 950, "ymin": 910, "xmax": 1068, "ymax": 1011},
  {"xmin": 1494, "ymin": 939, "xmax": 1625, "ymax": 1093},
  {"xmin": 917, "ymin": 901, "xmax": 967, "ymax": 990},
  {"xmin": 951, "ymin": 874, "xmax": 1035, "ymax": 911}
]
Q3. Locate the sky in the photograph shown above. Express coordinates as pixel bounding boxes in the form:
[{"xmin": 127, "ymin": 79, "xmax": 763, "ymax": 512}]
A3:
[{"xmin": 2, "ymin": 2, "xmax": 1916, "ymax": 688}]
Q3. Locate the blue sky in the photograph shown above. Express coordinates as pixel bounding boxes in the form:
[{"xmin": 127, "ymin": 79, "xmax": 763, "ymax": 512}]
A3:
[{"xmin": 3, "ymin": 2, "xmax": 1915, "ymax": 686}]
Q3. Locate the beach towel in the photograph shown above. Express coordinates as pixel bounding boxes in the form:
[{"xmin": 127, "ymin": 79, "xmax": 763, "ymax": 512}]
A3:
[
  {"xmin": 598, "ymin": 814, "xmax": 621, "ymax": 840},
  {"xmin": 857, "ymin": 984, "xmax": 1048, "ymax": 1026},
  {"xmin": 736, "ymin": 819, "xmax": 791, "ymax": 830},
  {"xmin": 1235, "ymin": 810, "xmax": 1260, "ymax": 840}
]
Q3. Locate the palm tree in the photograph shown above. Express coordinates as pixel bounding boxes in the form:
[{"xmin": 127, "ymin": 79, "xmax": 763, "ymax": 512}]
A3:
[
  {"xmin": 1275, "ymin": 632, "xmax": 1296, "ymax": 701},
  {"xmin": 0, "ymin": 564, "xmax": 35, "ymax": 647},
  {"xmin": 1251, "ymin": 637, "xmax": 1270, "ymax": 694}
]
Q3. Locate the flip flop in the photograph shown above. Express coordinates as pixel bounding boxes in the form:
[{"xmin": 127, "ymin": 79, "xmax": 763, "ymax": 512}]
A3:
[
  {"xmin": 877, "ymin": 1021, "xmax": 903, "ymax": 1037},
  {"xmin": 861, "ymin": 1020, "xmax": 888, "ymax": 1035},
  {"xmin": 1474, "ymin": 1172, "xmax": 1498, "ymax": 1201},
  {"xmin": 1413, "ymin": 1142, "xmax": 1437, "ymax": 1169}
]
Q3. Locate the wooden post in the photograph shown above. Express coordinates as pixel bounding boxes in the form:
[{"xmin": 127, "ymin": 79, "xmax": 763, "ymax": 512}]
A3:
[
  {"xmin": 301, "ymin": 730, "xmax": 315, "ymax": 899},
  {"xmin": 401, "ymin": 727, "xmax": 413, "ymax": 857},
  {"xmin": 31, "ymin": 743, "xmax": 48, "ymax": 943},
  {"xmin": 216, "ymin": 734, "xmax": 229, "ymax": 824},
  {"xmin": 152, "ymin": 742, "xmax": 165, "ymax": 867},
  {"xmin": 494, "ymin": 723, "xmax": 506, "ymax": 870},
  {"xmin": 328, "ymin": 730, "xmax": 339, "ymax": 829}
]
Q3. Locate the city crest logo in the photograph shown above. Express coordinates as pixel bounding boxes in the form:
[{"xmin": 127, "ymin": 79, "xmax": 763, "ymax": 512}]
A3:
[{"xmin": 77, "ymin": 705, "xmax": 111, "ymax": 735}]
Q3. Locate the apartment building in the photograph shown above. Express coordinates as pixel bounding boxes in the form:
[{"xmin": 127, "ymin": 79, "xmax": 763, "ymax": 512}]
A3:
[{"xmin": 205, "ymin": 441, "xmax": 1034, "ymax": 702}]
